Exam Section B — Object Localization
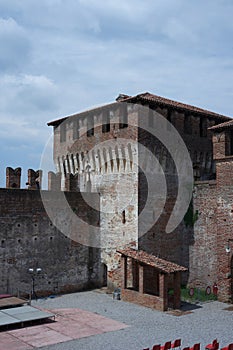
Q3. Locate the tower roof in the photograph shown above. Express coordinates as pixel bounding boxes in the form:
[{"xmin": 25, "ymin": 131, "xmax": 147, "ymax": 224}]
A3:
[
  {"xmin": 48, "ymin": 92, "xmax": 232, "ymax": 127},
  {"xmin": 122, "ymin": 92, "xmax": 231, "ymax": 120},
  {"xmin": 208, "ymin": 119, "xmax": 233, "ymax": 131}
]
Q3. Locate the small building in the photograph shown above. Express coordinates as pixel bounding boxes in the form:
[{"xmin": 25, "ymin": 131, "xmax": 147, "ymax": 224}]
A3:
[{"xmin": 117, "ymin": 248, "xmax": 187, "ymax": 311}]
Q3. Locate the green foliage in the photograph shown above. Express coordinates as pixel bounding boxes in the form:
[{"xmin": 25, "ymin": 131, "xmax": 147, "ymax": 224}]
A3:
[
  {"xmin": 168, "ymin": 288, "xmax": 174, "ymax": 296},
  {"xmin": 184, "ymin": 201, "xmax": 198, "ymax": 227},
  {"xmin": 181, "ymin": 286, "xmax": 217, "ymax": 303}
]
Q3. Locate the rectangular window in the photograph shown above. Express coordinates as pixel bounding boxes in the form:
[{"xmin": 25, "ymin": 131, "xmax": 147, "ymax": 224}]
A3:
[
  {"xmin": 184, "ymin": 114, "xmax": 192, "ymax": 134},
  {"xmin": 148, "ymin": 107, "xmax": 154, "ymax": 128},
  {"xmin": 119, "ymin": 104, "xmax": 128, "ymax": 129},
  {"xmin": 73, "ymin": 119, "xmax": 80, "ymax": 140},
  {"xmin": 200, "ymin": 118, "xmax": 207, "ymax": 137},
  {"xmin": 228, "ymin": 130, "xmax": 233, "ymax": 156},
  {"xmin": 60, "ymin": 123, "xmax": 66, "ymax": 142},
  {"xmin": 102, "ymin": 110, "xmax": 110, "ymax": 133},
  {"xmin": 87, "ymin": 115, "xmax": 94, "ymax": 137},
  {"xmin": 167, "ymin": 109, "xmax": 172, "ymax": 130}
]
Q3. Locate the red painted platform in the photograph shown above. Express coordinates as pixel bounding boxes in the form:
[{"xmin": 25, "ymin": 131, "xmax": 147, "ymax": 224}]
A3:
[{"xmin": 0, "ymin": 308, "xmax": 129, "ymax": 349}]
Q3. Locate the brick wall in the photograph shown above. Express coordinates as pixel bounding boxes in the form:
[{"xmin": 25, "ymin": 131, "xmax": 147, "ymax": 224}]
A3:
[
  {"xmin": 0, "ymin": 188, "xmax": 101, "ymax": 296},
  {"xmin": 191, "ymin": 181, "xmax": 218, "ymax": 289},
  {"xmin": 192, "ymin": 174, "xmax": 233, "ymax": 301}
]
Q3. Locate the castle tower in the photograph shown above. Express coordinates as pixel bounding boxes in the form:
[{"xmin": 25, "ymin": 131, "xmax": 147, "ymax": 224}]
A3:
[{"xmin": 48, "ymin": 92, "xmax": 230, "ymax": 290}]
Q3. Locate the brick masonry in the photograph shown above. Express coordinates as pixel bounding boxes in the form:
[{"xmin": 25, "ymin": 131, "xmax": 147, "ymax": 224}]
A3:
[
  {"xmin": 0, "ymin": 187, "xmax": 102, "ymax": 296},
  {"xmin": 2, "ymin": 93, "xmax": 233, "ymax": 304},
  {"xmin": 47, "ymin": 97, "xmax": 233, "ymax": 297},
  {"xmin": 191, "ymin": 128, "xmax": 233, "ymax": 302}
]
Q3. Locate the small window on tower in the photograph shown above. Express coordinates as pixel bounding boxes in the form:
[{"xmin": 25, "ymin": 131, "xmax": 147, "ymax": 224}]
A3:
[
  {"xmin": 102, "ymin": 110, "xmax": 110, "ymax": 133},
  {"xmin": 184, "ymin": 114, "xmax": 192, "ymax": 134},
  {"xmin": 60, "ymin": 123, "xmax": 66, "ymax": 142},
  {"xmin": 73, "ymin": 119, "xmax": 80, "ymax": 140},
  {"xmin": 87, "ymin": 115, "xmax": 94, "ymax": 137},
  {"xmin": 229, "ymin": 130, "xmax": 233, "ymax": 155},
  {"xmin": 200, "ymin": 118, "xmax": 207, "ymax": 137},
  {"xmin": 148, "ymin": 107, "xmax": 154, "ymax": 128},
  {"xmin": 167, "ymin": 109, "xmax": 172, "ymax": 130},
  {"xmin": 119, "ymin": 104, "xmax": 128, "ymax": 129},
  {"xmin": 122, "ymin": 210, "xmax": 126, "ymax": 224}
]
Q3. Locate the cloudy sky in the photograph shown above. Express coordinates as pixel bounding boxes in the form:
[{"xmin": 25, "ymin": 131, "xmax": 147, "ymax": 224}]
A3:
[{"xmin": 0, "ymin": 0, "xmax": 233, "ymax": 187}]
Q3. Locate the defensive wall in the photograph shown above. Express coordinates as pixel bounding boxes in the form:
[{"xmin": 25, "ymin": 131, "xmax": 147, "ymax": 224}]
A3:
[{"xmin": 0, "ymin": 167, "xmax": 102, "ymax": 297}]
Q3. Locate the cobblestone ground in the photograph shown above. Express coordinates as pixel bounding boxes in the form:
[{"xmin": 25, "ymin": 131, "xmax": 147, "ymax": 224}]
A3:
[{"xmin": 27, "ymin": 290, "xmax": 233, "ymax": 350}]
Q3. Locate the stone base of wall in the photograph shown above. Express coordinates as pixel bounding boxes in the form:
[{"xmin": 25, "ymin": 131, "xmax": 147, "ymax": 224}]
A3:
[
  {"xmin": 41, "ymin": 282, "xmax": 102, "ymax": 297},
  {"xmin": 121, "ymin": 288, "xmax": 165, "ymax": 311}
]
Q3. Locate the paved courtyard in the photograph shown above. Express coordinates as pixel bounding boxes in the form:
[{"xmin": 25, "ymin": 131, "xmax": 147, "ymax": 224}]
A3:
[{"xmin": 1, "ymin": 290, "xmax": 233, "ymax": 350}]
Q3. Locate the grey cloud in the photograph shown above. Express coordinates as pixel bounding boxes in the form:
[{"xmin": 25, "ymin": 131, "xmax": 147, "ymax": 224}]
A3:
[
  {"xmin": 0, "ymin": 0, "xmax": 233, "ymax": 183},
  {"xmin": 0, "ymin": 17, "xmax": 31, "ymax": 72},
  {"xmin": 0, "ymin": 74, "xmax": 59, "ymax": 113}
]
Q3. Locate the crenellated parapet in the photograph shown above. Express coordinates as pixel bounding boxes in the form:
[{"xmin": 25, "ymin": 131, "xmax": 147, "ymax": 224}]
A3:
[
  {"xmin": 64, "ymin": 173, "xmax": 80, "ymax": 192},
  {"xmin": 6, "ymin": 167, "xmax": 22, "ymax": 188},
  {"xmin": 3, "ymin": 168, "xmax": 81, "ymax": 192},
  {"xmin": 26, "ymin": 169, "xmax": 43, "ymax": 189},
  {"xmin": 48, "ymin": 171, "xmax": 62, "ymax": 191}
]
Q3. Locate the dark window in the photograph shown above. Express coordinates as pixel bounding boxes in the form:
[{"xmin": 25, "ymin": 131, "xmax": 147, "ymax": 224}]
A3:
[
  {"xmin": 63, "ymin": 160, "xmax": 67, "ymax": 177},
  {"xmin": 148, "ymin": 107, "xmax": 154, "ymax": 128},
  {"xmin": 122, "ymin": 210, "xmax": 126, "ymax": 224},
  {"xmin": 225, "ymin": 131, "xmax": 233, "ymax": 156},
  {"xmin": 200, "ymin": 118, "xmax": 207, "ymax": 137},
  {"xmin": 87, "ymin": 115, "xmax": 94, "ymax": 137},
  {"xmin": 184, "ymin": 114, "xmax": 192, "ymax": 134},
  {"xmin": 167, "ymin": 109, "xmax": 172, "ymax": 130},
  {"xmin": 73, "ymin": 119, "xmax": 80, "ymax": 140},
  {"xmin": 60, "ymin": 123, "xmax": 66, "ymax": 142},
  {"xmin": 229, "ymin": 130, "xmax": 233, "ymax": 155},
  {"xmin": 119, "ymin": 104, "xmax": 128, "ymax": 129},
  {"xmin": 102, "ymin": 110, "xmax": 110, "ymax": 133}
]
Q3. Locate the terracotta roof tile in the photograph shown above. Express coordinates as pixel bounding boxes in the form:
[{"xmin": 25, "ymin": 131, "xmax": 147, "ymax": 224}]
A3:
[
  {"xmin": 48, "ymin": 92, "xmax": 232, "ymax": 127},
  {"xmin": 208, "ymin": 119, "xmax": 233, "ymax": 131},
  {"xmin": 123, "ymin": 92, "xmax": 231, "ymax": 120},
  {"xmin": 117, "ymin": 248, "xmax": 187, "ymax": 274},
  {"xmin": 47, "ymin": 102, "xmax": 118, "ymax": 126}
]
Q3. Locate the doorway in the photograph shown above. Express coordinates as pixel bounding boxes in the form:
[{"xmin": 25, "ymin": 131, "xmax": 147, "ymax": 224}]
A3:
[{"xmin": 101, "ymin": 263, "xmax": 107, "ymax": 287}]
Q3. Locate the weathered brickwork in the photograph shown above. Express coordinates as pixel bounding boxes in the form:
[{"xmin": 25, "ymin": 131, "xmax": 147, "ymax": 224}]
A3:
[
  {"xmin": 49, "ymin": 103, "xmax": 139, "ymax": 289},
  {"xmin": 191, "ymin": 181, "xmax": 218, "ymax": 289},
  {"xmin": 191, "ymin": 126, "xmax": 233, "ymax": 302},
  {"xmin": 0, "ymin": 187, "xmax": 101, "ymax": 296}
]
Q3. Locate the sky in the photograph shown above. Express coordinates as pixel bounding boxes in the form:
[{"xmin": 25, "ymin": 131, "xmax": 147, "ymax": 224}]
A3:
[{"xmin": 0, "ymin": 0, "xmax": 233, "ymax": 188}]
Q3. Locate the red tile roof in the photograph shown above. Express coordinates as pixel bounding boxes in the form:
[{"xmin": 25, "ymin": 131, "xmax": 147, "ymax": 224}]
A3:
[
  {"xmin": 117, "ymin": 248, "xmax": 187, "ymax": 274},
  {"xmin": 48, "ymin": 92, "xmax": 232, "ymax": 127},
  {"xmin": 123, "ymin": 92, "xmax": 231, "ymax": 120},
  {"xmin": 208, "ymin": 119, "xmax": 233, "ymax": 131},
  {"xmin": 47, "ymin": 102, "xmax": 118, "ymax": 127}
]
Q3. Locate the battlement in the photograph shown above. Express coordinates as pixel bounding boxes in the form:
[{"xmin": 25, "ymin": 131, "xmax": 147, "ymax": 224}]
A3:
[{"xmin": 3, "ymin": 167, "xmax": 80, "ymax": 192}]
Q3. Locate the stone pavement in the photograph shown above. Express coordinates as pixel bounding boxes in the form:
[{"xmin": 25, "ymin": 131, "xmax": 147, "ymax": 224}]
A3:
[
  {"xmin": 0, "ymin": 307, "xmax": 127, "ymax": 349},
  {"xmin": 1, "ymin": 290, "xmax": 233, "ymax": 350}
]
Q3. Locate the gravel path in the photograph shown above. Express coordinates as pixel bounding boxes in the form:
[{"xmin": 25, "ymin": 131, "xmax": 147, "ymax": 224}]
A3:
[{"xmin": 32, "ymin": 290, "xmax": 233, "ymax": 350}]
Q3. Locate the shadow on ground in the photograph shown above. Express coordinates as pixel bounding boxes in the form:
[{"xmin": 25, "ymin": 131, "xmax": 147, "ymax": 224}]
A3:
[{"xmin": 166, "ymin": 301, "xmax": 202, "ymax": 316}]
